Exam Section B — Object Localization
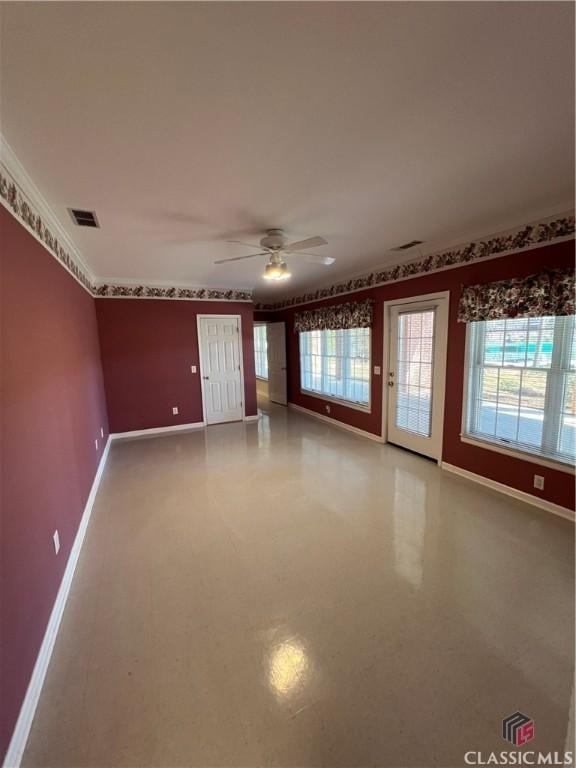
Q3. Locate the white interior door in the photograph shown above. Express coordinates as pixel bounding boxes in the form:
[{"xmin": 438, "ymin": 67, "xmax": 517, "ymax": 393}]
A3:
[
  {"xmin": 267, "ymin": 322, "xmax": 288, "ymax": 405},
  {"xmin": 386, "ymin": 295, "xmax": 449, "ymax": 461},
  {"xmin": 198, "ymin": 316, "xmax": 244, "ymax": 425}
]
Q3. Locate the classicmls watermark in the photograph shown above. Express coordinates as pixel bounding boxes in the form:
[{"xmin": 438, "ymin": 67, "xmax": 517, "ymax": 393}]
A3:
[
  {"xmin": 503, "ymin": 712, "xmax": 535, "ymax": 747},
  {"xmin": 463, "ymin": 711, "xmax": 574, "ymax": 766}
]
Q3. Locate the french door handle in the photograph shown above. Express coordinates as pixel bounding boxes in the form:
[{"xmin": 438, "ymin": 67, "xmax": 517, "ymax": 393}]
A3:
[
  {"xmin": 387, "ymin": 381, "xmax": 394, "ymax": 387},
  {"xmin": 202, "ymin": 375, "xmax": 209, "ymax": 380}
]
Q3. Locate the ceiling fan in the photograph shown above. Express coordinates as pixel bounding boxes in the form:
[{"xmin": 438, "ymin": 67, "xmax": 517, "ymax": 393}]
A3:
[{"xmin": 214, "ymin": 229, "xmax": 334, "ymax": 281}]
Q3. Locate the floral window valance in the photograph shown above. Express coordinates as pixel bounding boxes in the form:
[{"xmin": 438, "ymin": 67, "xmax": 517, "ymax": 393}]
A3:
[
  {"xmin": 294, "ymin": 299, "xmax": 374, "ymax": 333},
  {"xmin": 458, "ymin": 268, "xmax": 575, "ymax": 323}
]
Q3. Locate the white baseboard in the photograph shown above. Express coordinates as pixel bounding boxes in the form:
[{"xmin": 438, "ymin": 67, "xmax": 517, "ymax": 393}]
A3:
[
  {"xmin": 3, "ymin": 437, "xmax": 112, "ymax": 768},
  {"xmin": 441, "ymin": 462, "xmax": 575, "ymax": 522},
  {"xmin": 110, "ymin": 421, "xmax": 205, "ymax": 440},
  {"xmin": 288, "ymin": 403, "xmax": 384, "ymax": 443},
  {"xmin": 243, "ymin": 414, "xmax": 259, "ymax": 422}
]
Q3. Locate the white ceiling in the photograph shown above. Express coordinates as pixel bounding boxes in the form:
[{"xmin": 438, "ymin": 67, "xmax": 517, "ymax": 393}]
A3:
[{"xmin": 1, "ymin": 2, "xmax": 574, "ymax": 301}]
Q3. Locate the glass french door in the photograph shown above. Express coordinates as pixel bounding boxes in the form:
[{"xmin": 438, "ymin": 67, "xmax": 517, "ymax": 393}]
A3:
[{"xmin": 386, "ymin": 296, "xmax": 449, "ymax": 461}]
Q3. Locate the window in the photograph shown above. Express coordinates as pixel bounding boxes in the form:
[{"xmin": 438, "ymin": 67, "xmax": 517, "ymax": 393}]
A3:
[
  {"xmin": 300, "ymin": 327, "xmax": 370, "ymax": 407},
  {"xmin": 254, "ymin": 324, "xmax": 268, "ymax": 379},
  {"xmin": 464, "ymin": 315, "xmax": 575, "ymax": 465}
]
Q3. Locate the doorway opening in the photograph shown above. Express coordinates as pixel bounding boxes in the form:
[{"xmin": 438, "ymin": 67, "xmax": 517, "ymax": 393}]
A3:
[{"xmin": 254, "ymin": 321, "xmax": 287, "ymax": 406}]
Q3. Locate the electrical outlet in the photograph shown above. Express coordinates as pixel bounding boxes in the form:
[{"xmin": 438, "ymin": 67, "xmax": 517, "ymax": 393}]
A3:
[
  {"xmin": 533, "ymin": 475, "xmax": 545, "ymax": 490},
  {"xmin": 94, "ymin": 438, "xmax": 99, "ymax": 451},
  {"xmin": 325, "ymin": 404, "xmax": 331, "ymax": 414},
  {"xmin": 172, "ymin": 406, "xmax": 179, "ymax": 415},
  {"xmin": 191, "ymin": 365, "xmax": 197, "ymax": 374},
  {"xmin": 374, "ymin": 366, "xmax": 381, "ymax": 375},
  {"xmin": 53, "ymin": 530, "xmax": 60, "ymax": 555},
  {"xmin": 100, "ymin": 427, "xmax": 104, "ymax": 439}
]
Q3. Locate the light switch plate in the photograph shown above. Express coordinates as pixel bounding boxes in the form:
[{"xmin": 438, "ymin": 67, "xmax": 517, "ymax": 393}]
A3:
[
  {"xmin": 172, "ymin": 406, "xmax": 179, "ymax": 415},
  {"xmin": 191, "ymin": 365, "xmax": 197, "ymax": 374},
  {"xmin": 533, "ymin": 475, "xmax": 545, "ymax": 490},
  {"xmin": 53, "ymin": 530, "xmax": 60, "ymax": 555},
  {"xmin": 325, "ymin": 405, "xmax": 331, "ymax": 414},
  {"xmin": 94, "ymin": 439, "xmax": 99, "ymax": 451},
  {"xmin": 374, "ymin": 366, "xmax": 381, "ymax": 375},
  {"xmin": 100, "ymin": 427, "xmax": 104, "ymax": 439}
]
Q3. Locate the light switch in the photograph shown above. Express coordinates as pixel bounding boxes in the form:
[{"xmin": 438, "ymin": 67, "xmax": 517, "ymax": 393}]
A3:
[
  {"xmin": 374, "ymin": 366, "xmax": 381, "ymax": 375},
  {"xmin": 94, "ymin": 439, "xmax": 99, "ymax": 451},
  {"xmin": 191, "ymin": 365, "xmax": 197, "ymax": 374},
  {"xmin": 172, "ymin": 406, "xmax": 179, "ymax": 415}
]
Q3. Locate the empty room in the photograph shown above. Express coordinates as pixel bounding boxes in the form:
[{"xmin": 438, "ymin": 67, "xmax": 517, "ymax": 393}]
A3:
[{"xmin": 1, "ymin": 2, "xmax": 574, "ymax": 767}]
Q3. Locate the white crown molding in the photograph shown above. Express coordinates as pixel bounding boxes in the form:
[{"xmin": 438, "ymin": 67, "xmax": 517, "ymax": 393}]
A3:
[
  {"xmin": 255, "ymin": 211, "xmax": 575, "ymax": 311},
  {"xmin": 3, "ymin": 134, "xmax": 571, "ymax": 308},
  {"xmin": 0, "ymin": 136, "xmax": 96, "ymax": 294},
  {"xmin": 0, "ymin": 137, "xmax": 254, "ymax": 303}
]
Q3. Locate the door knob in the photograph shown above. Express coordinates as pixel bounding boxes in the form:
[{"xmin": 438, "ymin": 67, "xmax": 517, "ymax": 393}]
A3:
[
  {"xmin": 388, "ymin": 381, "xmax": 394, "ymax": 387},
  {"xmin": 202, "ymin": 376, "xmax": 209, "ymax": 380}
]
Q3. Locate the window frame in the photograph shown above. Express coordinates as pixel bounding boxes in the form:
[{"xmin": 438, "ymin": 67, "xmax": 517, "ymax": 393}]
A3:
[
  {"xmin": 253, "ymin": 323, "xmax": 268, "ymax": 381},
  {"xmin": 298, "ymin": 327, "xmax": 372, "ymax": 413},
  {"xmin": 461, "ymin": 317, "xmax": 575, "ymax": 474}
]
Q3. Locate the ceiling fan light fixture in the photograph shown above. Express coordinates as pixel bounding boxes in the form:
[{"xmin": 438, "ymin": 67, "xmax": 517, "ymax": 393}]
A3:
[{"xmin": 263, "ymin": 260, "xmax": 291, "ymax": 281}]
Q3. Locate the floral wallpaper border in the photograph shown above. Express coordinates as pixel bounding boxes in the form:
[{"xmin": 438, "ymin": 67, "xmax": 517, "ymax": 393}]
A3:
[
  {"xmin": 0, "ymin": 166, "xmax": 94, "ymax": 293},
  {"xmin": 93, "ymin": 284, "xmax": 253, "ymax": 301},
  {"xmin": 3, "ymin": 161, "xmax": 571, "ymax": 309},
  {"xmin": 255, "ymin": 215, "xmax": 575, "ymax": 311},
  {"xmin": 0, "ymin": 166, "xmax": 253, "ymax": 303}
]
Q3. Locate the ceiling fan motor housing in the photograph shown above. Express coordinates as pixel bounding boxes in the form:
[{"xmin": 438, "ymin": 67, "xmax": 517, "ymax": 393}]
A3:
[{"xmin": 260, "ymin": 228, "xmax": 286, "ymax": 251}]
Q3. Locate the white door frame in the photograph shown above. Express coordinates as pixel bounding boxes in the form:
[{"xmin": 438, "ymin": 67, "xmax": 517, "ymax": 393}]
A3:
[
  {"xmin": 196, "ymin": 314, "xmax": 246, "ymax": 423},
  {"xmin": 381, "ymin": 291, "xmax": 450, "ymax": 461}
]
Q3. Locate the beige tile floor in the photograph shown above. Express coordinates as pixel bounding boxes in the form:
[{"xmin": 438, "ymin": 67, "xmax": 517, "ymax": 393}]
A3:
[{"xmin": 23, "ymin": 398, "xmax": 575, "ymax": 767}]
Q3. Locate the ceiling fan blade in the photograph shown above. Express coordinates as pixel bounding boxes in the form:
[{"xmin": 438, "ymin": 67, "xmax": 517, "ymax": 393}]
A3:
[
  {"xmin": 292, "ymin": 252, "xmax": 336, "ymax": 266},
  {"xmin": 214, "ymin": 252, "xmax": 266, "ymax": 264},
  {"xmin": 286, "ymin": 236, "xmax": 328, "ymax": 252}
]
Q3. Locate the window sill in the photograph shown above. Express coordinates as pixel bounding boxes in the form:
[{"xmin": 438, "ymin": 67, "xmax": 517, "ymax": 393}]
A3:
[
  {"xmin": 460, "ymin": 434, "xmax": 575, "ymax": 475},
  {"xmin": 300, "ymin": 388, "xmax": 371, "ymax": 414}
]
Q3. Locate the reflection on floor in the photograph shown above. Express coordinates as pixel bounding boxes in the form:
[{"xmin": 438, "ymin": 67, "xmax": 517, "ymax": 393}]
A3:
[{"xmin": 23, "ymin": 399, "xmax": 575, "ymax": 767}]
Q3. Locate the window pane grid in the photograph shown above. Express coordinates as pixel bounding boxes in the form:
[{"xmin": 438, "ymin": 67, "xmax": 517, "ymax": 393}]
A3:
[
  {"xmin": 466, "ymin": 315, "xmax": 575, "ymax": 464},
  {"xmin": 254, "ymin": 324, "xmax": 268, "ymax": 379},
  {"xmin": 395, "ymin": 309, "xmax": 435, "ymax": 437},
  {"xmin": 300, "ymin": 327, "xmax": 370, "ymax": 406}
]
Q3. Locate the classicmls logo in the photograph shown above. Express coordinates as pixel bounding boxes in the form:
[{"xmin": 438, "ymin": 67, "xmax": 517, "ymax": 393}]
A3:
[{"xmin": 502, "ymin": 711, "xmax": 535, "ymax": 747}]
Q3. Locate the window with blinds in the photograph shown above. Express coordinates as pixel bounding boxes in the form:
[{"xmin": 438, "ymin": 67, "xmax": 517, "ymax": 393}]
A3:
[
  {"xmin": 254, "ymin": 324, "xmax": 268, "ymax": 379},
  {"xmin": 464, "ymin": 315, "xmax": 576, "ymax": 465},
  {"xmin": 299, "ymin": 327, "xmax": 370, "ymax": 407}
]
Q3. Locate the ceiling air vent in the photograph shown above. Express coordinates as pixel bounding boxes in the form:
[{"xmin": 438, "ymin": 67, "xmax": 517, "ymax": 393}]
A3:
[
  {"xmin": 391, "ymin": 239, "xmax": 424, "ymax": 252},
  {"xmin": 68, "ymin": 208, "xmax": 99, "ymax": 228}
]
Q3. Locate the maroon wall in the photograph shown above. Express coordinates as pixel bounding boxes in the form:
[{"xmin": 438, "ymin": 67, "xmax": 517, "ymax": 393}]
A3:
[
  {"xmin": 96, "ymin": 299, "xmax": 257, "ymax": 433},
  {"xmin": 267, "ymin": 240, "xmax": 575, "ymax": 511},
  {"xmin": 0, "ymin": 206, "xmax": 109, "ymax": 760}
]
